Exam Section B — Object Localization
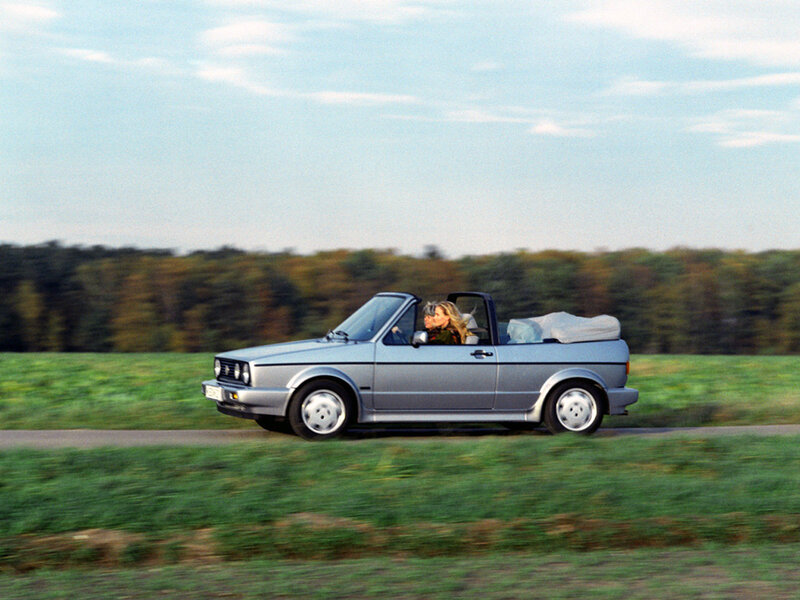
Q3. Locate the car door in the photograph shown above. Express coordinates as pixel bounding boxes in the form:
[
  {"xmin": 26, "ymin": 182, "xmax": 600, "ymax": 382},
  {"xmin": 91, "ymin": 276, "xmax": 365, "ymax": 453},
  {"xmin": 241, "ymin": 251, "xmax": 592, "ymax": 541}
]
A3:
[{"xmin": 372, "ymin": 303, "xmax": 498, "ymax": 411}]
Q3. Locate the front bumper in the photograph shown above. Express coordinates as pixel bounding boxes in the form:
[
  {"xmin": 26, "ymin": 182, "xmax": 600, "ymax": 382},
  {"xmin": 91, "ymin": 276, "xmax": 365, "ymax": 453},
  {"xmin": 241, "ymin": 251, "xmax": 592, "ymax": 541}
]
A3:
[
  {"xmin": 202, "ymin": 380, "xmax": 292, "ymax": 419},
  {"xmin": 607, "ymin": 387, "xmax": 639, "ymax": 415}
]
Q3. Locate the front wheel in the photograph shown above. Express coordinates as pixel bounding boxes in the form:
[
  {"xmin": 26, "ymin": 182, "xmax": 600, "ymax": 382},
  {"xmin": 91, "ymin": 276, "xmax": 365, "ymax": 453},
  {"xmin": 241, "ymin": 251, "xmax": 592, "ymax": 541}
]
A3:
[
  {"xmin": 544, "ymin": 382, "xmax": 603, "ymax": 435},
  {"xmin": 288, "ymin": 380, "xmax": 352, "ymax": 440}
]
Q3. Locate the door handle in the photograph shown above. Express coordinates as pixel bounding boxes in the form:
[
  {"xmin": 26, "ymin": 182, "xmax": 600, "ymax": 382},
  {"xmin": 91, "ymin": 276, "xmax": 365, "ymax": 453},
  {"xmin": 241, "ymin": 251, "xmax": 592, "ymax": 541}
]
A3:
[{"xmin": 470, "ymin": 350, "xmax": 494, "ymax": 358}]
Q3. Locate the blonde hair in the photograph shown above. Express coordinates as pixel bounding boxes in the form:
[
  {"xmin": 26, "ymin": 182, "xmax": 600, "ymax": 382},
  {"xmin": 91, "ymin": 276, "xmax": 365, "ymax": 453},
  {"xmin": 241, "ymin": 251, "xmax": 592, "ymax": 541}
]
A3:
[{"xmin": 428, "ymin": 300, "xmax": 472, "ymax": 343}]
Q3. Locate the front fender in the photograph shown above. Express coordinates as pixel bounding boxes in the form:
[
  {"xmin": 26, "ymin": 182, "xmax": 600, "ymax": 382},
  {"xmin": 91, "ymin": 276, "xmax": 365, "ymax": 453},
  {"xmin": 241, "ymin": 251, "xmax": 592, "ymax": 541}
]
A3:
[
  {"xmin": 528, "ymin": 368, "xmax": 608, "ymax": 422},
  {"xmin": 286, "ymin": 366, "xmax": 363, "ymax": 419}
]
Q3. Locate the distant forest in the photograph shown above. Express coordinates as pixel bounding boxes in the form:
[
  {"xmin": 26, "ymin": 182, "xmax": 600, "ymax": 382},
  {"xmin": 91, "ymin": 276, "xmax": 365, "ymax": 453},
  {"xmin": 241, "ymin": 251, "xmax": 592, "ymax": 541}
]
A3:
[{"xmin": 2, "ymin": 241, "xmax": 800, "ymax": 354}]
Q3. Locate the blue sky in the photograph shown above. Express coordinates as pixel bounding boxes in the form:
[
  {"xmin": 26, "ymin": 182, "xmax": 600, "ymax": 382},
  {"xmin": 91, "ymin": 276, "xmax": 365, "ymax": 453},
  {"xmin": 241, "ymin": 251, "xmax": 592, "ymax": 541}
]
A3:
[{"xmin": 2, "ymin": 0, "xmax": 799, "ymax": 257}]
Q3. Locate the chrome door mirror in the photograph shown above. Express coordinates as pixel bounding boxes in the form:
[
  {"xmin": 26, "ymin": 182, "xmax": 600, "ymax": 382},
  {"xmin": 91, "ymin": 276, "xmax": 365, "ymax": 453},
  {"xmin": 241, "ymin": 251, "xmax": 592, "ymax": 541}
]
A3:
[{"xmin": 411, "ymin": 330, "xmax": 428, "ymax": 348}]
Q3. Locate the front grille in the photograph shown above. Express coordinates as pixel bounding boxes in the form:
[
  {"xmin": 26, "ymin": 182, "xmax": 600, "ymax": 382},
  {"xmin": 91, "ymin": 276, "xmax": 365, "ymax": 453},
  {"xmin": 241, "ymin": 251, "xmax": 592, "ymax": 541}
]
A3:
[{"xmin": 217, "ymin": 358, "xmax": 244, "ymax": 385}]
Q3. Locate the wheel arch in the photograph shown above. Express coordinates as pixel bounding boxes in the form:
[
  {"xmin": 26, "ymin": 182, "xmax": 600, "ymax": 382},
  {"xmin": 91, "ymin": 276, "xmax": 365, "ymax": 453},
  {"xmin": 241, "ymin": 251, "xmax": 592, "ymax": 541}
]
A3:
[
  {"xmin": 286, "ymin": 366, "xmax": 362, "ymax": 420},
  {"xmin": 529, "ymin": 368, "xmax": 609, "ymax": 422}
]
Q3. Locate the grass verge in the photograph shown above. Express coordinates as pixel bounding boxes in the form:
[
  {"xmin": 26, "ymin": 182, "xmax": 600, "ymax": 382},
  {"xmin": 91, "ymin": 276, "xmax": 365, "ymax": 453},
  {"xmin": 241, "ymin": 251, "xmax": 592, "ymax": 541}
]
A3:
[
  {"xmin": 2, "ymin": 353, "xmax": 800, "ymax": 429},
  {"xmin": 606, "ymin": 354, "xmax": 800, "ymax": 427},
  {"xmin": 2, "ymin": 435, "xmax": 800, "ymax": 570},
  {"xmin": 3, "ymin": 545, "xmax": 800, "ymax": 599},
  {"xmin": 0, "ymin": 353, "xmax": 233, "ymax": 430}
]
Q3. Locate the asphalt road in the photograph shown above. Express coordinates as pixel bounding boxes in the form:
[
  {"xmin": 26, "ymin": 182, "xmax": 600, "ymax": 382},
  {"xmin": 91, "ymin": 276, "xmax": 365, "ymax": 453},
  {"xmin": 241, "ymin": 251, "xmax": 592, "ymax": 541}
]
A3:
[{"xmin": 2, "ymin": 425, "xmax": 800, "ymax": 448}]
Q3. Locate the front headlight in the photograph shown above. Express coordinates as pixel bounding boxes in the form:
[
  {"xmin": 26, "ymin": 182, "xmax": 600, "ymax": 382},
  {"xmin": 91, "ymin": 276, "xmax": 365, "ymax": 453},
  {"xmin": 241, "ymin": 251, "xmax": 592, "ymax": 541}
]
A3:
[
  {"xmin": 234, "ymin": 363, "xmax": 241, "ymax": 380},
  {"xmin": 242, "ymin": 363, "xmax": 251, "ymax": 384},
  {"xmin": 214, "ymin": 359, "xmax": 222, "ymax": 377}
]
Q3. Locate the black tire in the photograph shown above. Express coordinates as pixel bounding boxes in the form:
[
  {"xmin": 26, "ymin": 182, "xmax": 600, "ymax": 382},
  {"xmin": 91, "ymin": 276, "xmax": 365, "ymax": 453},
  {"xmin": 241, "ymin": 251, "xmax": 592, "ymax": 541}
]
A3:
[
  {"xmin": 544, "ymin": 382, "xmax": 603, "ymax": 435},
  {"xmin": 288, "ymin": 380, "xmax": 352, "ymax": 440}
]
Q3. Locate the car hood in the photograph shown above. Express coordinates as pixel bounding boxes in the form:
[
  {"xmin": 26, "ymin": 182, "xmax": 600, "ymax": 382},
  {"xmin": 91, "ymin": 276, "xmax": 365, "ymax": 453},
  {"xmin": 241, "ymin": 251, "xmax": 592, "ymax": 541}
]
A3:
[{"xmin": 218, "ymin": 339, "xmax": 369, "ymax": 364}]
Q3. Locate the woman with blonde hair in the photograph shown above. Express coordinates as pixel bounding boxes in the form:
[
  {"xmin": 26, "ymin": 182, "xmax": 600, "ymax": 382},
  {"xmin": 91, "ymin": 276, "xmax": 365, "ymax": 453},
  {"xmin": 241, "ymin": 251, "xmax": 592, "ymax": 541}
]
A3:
[{"xmin": 423, "ymin": 300, "xmax": 472, "ymax": 344}]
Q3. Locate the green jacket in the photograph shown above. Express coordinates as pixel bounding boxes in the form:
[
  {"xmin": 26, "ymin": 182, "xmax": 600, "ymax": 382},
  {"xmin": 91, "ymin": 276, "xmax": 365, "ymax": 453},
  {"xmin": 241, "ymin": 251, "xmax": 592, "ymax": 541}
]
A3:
[{"xmin": 428, "ymin": 327, "xmax": 461, "ymax": 345}]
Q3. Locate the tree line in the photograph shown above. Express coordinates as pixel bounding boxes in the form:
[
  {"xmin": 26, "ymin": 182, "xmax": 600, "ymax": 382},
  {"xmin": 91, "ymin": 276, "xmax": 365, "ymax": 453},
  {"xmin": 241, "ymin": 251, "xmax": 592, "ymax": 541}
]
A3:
[{"xmin": 2, "ymin": 242, "xmax": 800, "ymax": 354}]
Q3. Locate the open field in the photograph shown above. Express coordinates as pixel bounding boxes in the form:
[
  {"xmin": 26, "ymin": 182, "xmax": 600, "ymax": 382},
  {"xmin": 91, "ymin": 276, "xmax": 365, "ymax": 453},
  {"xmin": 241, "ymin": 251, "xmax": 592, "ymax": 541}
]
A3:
[
  {"xmin": 3, "ymin": 354, "xmax": 800, "ymax": 596},
  {"xmin": 0, "ymin": 353, "xmax": 222, "ymax": 430},
  {"xmin": 3, "ymin": 435, "xmax": 800, "ymax": 567},
  {"xmin": 3, "ymin": 435, "xmax": 800, "ymax": 596},
  {"xmin": 4, "ymin": 545, "xmax": 800, "ymax": 599},
  {"xmin": 606, "ymin": 354, "xmax": 800, "ymax": 427},
  {"xmin": 2, "ymin": 353, "xmax": 800, "ymax": 430}
]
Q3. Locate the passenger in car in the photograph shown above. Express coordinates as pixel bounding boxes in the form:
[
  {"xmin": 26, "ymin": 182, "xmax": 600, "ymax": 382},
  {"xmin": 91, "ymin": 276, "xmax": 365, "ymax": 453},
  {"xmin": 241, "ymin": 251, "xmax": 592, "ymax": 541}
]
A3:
[{"xmin": 423, "ymin": 301, "xmax": 472, "ymax": 344}]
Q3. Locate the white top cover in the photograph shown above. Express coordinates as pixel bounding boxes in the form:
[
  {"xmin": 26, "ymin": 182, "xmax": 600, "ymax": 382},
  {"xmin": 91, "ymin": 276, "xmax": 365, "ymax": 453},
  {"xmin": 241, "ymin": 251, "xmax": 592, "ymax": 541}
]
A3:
[{"xmin": 507, "ymin": 312, "xmax": 620, "ymax": 344}]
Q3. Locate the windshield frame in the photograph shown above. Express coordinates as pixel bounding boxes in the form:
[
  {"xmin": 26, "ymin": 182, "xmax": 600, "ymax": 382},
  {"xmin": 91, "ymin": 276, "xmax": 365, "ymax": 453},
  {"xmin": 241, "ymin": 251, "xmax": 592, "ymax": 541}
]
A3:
[{"xmin": 329, "ymin": 293, "xmax": 414, "ymax": 342}]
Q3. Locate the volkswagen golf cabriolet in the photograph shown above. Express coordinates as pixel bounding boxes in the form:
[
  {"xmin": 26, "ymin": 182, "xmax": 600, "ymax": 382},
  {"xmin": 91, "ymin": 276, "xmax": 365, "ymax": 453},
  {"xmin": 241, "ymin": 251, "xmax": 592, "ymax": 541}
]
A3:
[{"xmin": 203, "ymin": 292, "xmax": 638, "ymax": 440}]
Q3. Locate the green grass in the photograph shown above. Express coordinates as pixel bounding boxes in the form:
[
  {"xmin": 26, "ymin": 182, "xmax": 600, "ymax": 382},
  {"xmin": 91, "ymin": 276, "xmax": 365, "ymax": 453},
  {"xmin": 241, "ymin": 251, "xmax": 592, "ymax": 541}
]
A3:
[
  {"xmin": 2, "ymin": 435, "xmax": 800, "ymax": 570},
  {"xmin": 607, "ymin": 354, "xmax": 800, "ymax": 427},
  {"xmin": 0, "ymin": 353, "xmax": 237, "ymax": 430},
  {"xmin": 4, "ymin": 545, "xmax": 800, "ymax": 599},
  {"xmin": 5, "ymin": 354, "xmax": 800, "ymax": 595},
  {"xmin": 2, "ymin": 353, "xmax": 800, "ymax": 430}
]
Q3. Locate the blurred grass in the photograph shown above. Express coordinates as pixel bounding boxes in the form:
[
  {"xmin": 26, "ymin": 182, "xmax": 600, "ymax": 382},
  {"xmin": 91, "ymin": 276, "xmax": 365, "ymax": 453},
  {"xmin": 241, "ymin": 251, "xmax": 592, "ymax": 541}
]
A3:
[
  {"xmin": 4, "ymin": 545, "xmax": 800, "ymax": 599},
  {"xmin": 2, "ymin": 353, "xmax": 800, "ymax": 429},
  {"xmin": 5, "ymin": 354, "xmax": 800, "ymax": 590},
  {"xmin": 2, "ymin": 435, "xmax": 800, "ymax": 564},
  {"xmin": 607, "ymin": 354, "xmax": 800, "ymax": 427},
  {"xmin": 0, "ymin": 353, "xmax": 240, "ymax": 430}
]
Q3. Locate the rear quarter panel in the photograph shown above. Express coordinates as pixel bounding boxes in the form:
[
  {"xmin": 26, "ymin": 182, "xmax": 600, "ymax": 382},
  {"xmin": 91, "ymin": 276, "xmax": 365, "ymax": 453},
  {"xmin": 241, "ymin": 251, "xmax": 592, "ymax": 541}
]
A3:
[{"xmin": 493, "ymin": 340, "xmax": 630, "ymax": 411}]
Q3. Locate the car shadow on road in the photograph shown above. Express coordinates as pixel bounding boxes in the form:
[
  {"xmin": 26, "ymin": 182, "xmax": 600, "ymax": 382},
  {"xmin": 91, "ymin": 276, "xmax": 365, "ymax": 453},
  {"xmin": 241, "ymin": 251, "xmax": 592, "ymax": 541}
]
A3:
[{"xmin": 342, "ymin": 424, "xmax": 552, "ymax": 440}]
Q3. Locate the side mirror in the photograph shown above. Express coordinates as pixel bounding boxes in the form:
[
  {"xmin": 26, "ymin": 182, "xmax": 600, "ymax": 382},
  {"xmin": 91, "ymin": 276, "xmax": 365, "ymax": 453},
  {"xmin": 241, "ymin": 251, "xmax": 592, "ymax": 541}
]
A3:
[{"xmin": 411, "ymin": 330, "xmax": 428, "ymax": 348}]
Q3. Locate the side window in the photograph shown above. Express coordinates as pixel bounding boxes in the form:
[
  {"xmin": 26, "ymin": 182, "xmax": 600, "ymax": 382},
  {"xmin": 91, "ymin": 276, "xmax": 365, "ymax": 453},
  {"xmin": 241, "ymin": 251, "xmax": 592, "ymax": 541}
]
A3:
[
  {"xmin": 383, "ymin": 304, "xmax": 416, "ymax": 345},
  {"xmin": 452, "ymin": 296, "xmax": 491, "ymax": 345}
]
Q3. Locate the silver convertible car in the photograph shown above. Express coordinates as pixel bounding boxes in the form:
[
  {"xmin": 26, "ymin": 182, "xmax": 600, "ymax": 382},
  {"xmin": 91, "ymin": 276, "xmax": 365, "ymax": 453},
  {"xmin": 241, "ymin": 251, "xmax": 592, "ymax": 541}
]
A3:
[{"xmin": 203, "ymin": 292, "xmax": 638, "ymax": 440}]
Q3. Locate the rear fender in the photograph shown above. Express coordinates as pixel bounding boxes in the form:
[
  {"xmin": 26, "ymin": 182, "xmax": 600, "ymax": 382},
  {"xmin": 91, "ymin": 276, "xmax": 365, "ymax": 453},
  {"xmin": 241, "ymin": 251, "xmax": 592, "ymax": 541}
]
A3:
[{"xmin": 528, "ymin": 368, "xmax": 608, "ymax": 422}]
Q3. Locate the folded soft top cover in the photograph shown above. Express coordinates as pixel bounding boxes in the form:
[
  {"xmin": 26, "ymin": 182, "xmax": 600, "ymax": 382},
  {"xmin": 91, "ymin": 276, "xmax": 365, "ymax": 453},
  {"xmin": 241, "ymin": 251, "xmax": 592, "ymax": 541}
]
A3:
[{"xmin": 507, "ymin": 312, "xmax": 621, "ymax": 344}]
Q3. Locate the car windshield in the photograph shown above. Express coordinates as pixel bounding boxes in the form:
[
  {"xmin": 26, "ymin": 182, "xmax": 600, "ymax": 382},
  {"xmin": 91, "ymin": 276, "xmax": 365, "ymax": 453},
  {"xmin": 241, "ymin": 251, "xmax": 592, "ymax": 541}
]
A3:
[{"xmin": 330, "ymin": 295, "xmax": 407, "ymax": 341}]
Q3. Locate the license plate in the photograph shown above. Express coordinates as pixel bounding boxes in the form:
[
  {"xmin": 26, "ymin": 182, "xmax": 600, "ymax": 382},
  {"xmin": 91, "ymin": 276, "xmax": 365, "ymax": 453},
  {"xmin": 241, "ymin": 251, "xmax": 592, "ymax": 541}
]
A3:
[{"xmin": 205, "ymin": 385, "xmax": 223, "ymax": 401}]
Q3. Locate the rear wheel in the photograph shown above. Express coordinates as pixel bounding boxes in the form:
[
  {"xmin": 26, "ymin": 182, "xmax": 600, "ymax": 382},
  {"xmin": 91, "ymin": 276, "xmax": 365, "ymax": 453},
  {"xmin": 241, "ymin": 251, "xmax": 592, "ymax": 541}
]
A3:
[
  {"xmin": 288, "ymin": 380, "xmax": 352, "ymax": 440},
  {"xmin": 544, "ymin": 382, "xmax": 603, "ymax": 435}
]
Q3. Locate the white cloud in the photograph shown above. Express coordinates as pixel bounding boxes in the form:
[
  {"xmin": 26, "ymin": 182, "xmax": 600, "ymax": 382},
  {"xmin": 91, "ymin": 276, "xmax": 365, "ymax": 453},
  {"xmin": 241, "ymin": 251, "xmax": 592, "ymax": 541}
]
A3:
[
  {"xmin": 207, "ymin": 0, "xmax": 454, "ymax": 24},
  {"xmin": 531, "ymin": 119, "xmax": 595, "ymax": 138},
  {"xmin": 214, "ymin": 43, "xmax": 287, "ymax": 57},
  {"xmin": 305, "ymin": 90, "xmax": 419, "ymax": 106},
  {"xmin": 606, "ymin": 72, "xmax": 800, "ymax": 96},
  {"xmin": 196, "ymin": 61, "xmax": 420, "ymax": 106},
  {"xmin": 196, "ymin": 63, "xmax": 284, "ymax": 96},
  {"xmin": 201, "ymin": 20, "xmax": 293, "ymax": 45},
  {"xmin": 393, "ymin": 106, "xmax": 602, "ymax": 139},
  {"xmin": 719, "ymin": 131, "xmax": 800, "ymax": 148},
  {"xmin": 682, "ymin": 72, "xmax": 800, "ymax": 92},
  {"xmin": 689, "ymin": 108, "xmax": 800, "ymax": 147},
  {"xmin": 568, "ymin": 0, "xmax": 800, "ymax": 67},
  {"xmin": 0, "ymin": 2, "xmax": 58, "ymax": 31},
  {"xmin": 445, "ymin": 109, "xmax": 530, "ymax": 124},
  {"xmin": 59, "ymin": 48, "xmax": 179, "ymax": 77},
  {"xmin": 60, "ymin": 48, "xmax": 116, "ymax": 64},
  {"xmin": 200, "ymin": 19, "xmax": 294, "ymax": 56}
]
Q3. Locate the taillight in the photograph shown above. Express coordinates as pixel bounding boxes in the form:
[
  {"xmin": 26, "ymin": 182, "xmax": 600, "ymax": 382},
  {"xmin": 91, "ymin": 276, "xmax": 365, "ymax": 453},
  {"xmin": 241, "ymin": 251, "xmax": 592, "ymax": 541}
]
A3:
[{"xmin": 626, "ymin": 361, "xmax": 631, "ymax": 375}]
